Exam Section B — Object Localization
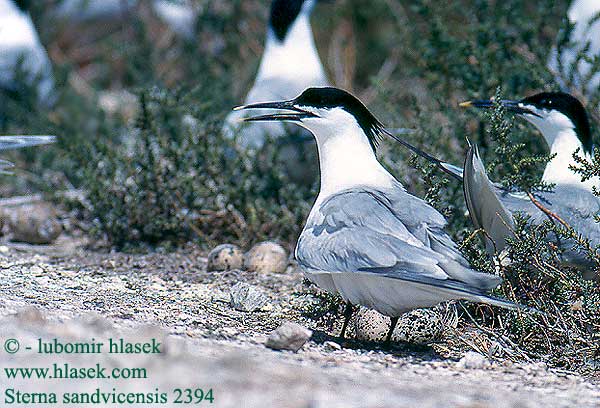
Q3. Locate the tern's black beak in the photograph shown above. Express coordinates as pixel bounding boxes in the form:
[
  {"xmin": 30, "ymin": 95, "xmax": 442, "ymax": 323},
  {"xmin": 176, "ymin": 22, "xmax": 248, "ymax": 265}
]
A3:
[
  {"xmin": 233, "ymin": 100, "xmax": 318, "ymax": 122},
  {"xmin": 460, "ymin": 99, "xmax": 541, "ymax": 117}
]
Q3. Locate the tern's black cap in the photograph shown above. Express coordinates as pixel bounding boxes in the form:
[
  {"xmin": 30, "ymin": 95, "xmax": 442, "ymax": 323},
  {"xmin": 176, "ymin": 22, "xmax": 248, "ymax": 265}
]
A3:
[
  {"xmin": 521, "ymin": 92, "xmax": 594, "ymax": 154},
  {"xmin": 295, "ymin": 87, "xmax": 384, "ymax": 151},
  {"xmin": 269, "ymin": 0, "xmax": 306, "ymax": 42}
]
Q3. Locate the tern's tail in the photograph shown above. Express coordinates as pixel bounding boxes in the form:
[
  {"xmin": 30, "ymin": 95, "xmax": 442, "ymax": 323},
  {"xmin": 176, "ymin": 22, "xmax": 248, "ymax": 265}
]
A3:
[
  {"xmin": 463, "ymin": 145, "xmax": 514, "ymax": 253},
  {"xmin": 0, "ymin": 135, "xmax": 56, "ymax": 151}
]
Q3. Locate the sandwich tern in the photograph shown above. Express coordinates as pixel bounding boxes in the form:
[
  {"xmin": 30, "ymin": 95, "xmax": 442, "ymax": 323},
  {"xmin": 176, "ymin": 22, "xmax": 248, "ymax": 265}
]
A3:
[
  {"xmin": 235, "ymin": 87, "xmax": 519, "ymax": 342},
  {"xmin": 224, "ymin": 0, "xmax": 331, "ymax": 184},
  {"xmin": 406, "ymin": 93, "xmax": 600, "ymax": 274}
]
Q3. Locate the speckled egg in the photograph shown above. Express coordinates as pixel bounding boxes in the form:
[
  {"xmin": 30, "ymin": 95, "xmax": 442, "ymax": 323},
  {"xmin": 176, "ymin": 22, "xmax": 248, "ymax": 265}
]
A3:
[
  {"xmin": 354, "ymin": 307, "xmax": 389, "ymax": 342},
  {"xmin": 243, "ymin": 241, "xmax": 288, "ymax": 274},
  {"xmin": 354, "ymin": 307, "xmax": 444, "ymax": 344},
  {"xmin": 207, "ymin": 244, "xmax": 243, "ymax": 271},
  {"xmin": 393, "ymin": 309, "xmax": 444, "ymax": 344}
]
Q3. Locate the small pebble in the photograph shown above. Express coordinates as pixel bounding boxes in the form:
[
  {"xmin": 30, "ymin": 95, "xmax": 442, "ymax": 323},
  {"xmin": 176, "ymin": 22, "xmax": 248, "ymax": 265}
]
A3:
[
  {"xmin": 208, "ymin": 244, "xmax": 243, "ymax": 271},
  {"xmin": 230, "ymin": 282, "xmax": 268, "ymax": 312},
  {"xmin": 324, "ymin": 341, "xmax": 342, "ymax": 351},
  {"xmin": 456, "ymin": 351, "xmax": 491, "ymax": 369},
  {"xmin": 243, "ymin": 241, "xmax": 288, "ymax": 274},
  {"xmin": 265, "ymin": 321, "xmax": 312, "ymax": 352},
  {"xmin": 30, "ymin": 265, "xmax": 44, "ymax": 275}
]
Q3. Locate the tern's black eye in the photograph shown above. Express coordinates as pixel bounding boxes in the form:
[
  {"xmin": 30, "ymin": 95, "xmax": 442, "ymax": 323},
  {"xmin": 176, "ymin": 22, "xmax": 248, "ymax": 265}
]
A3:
[{"xmin": 521, "ymin": 91, "xmax": 594, "ymax": 154}]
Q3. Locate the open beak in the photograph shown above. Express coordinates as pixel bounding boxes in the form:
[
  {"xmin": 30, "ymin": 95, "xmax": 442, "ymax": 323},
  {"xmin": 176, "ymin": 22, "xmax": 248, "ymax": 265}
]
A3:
[
  {"xmin": 460, "ymin": 99, "xmax": 541, "ymax": 117},
  {"xmin": 233, "ymin": 101, "xmax": 318, "ymax": 122}
]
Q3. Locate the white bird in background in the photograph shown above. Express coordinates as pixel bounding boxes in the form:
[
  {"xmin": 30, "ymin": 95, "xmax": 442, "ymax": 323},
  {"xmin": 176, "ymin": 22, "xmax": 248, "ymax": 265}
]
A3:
[
  {"xmin": 152, "ymin": 0, "xmax": 198, "ymax": 40},
  {"xmin": 224, "ymin": 0, "xmax": 330, "ymax": 149},
  {"xmin": 0, "ymin": 0, "xmax": 54, "ymax": 104},
  {"xmin": 235, "ymin": 87, "xmax": 519, "ymax": 343},
  {"xmin": 549, "ymin": 0, "xmax": 600, "ymax": 97},
  {"xmin": 55, "ymin": 0, "xmax": 199, "ymax": 39},
  {"xmin": 53, "ymin": 0, "xmax": 137, "ymax": 22},
  {"xmin": 1, "ymin": 0, "xmax": 201, "ymax": 107},
  {"xmin": 408, "ymin": 92, "xmax": 600, "ymax": 275}
]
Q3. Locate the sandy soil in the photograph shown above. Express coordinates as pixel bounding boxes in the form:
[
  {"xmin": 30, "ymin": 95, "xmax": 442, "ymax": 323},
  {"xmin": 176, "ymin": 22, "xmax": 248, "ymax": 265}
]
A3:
[{"xmin": 0, "ymin": 237, "xmax": 598, "ymax": 408}]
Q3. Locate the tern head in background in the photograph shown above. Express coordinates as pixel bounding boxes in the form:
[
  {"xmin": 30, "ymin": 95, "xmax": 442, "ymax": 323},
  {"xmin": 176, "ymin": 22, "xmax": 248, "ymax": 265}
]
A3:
[
  {"xmin": 235, "ymin": 87, "xmax": 521, "ymax": 344},
  {"xmin": 223, "ymin": 0, "xmax": 331, "ymax": 150},
  {"xmin": 461, "ymin": 92, "xmax": 597, "ymax": 189},
  {"xmin": 223, "ymin": 0, "xmax": 333, "ymax": 186}
]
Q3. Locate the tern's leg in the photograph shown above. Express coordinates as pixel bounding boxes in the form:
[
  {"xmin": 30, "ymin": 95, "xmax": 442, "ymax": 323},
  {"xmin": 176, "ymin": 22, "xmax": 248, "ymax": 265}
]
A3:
[
  {"xmin": 385, "ymin": 317, "xmax": 399, "ymax": 346},
  {"xmin": 339, "ymin": 301, "xmax": 355, "ymax": 340}
]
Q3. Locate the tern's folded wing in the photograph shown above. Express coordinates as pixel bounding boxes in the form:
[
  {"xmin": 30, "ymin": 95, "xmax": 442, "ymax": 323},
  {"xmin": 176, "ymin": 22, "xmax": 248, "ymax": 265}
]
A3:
[{"xmin": 297, "ymin": 189, "xmax": 502, "ymax": 293}]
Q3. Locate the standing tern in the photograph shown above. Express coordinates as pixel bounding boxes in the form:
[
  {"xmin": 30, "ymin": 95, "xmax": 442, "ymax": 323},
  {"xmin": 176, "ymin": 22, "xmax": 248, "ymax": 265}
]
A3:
[
  {"xmin": 0, "ymin": 0, "xmax": 54, "ymax": 104},
  {"xmin": 235, "ymin": 87, "xmax": 518, "ymax": 342},
  {"xmin": 408, "ymin": 92, "xmax": 600, "ymax": 273},
  {"xmin": 224, "ymin": 0, "xmax": 330, "ymax": 184},
  {"xmin": 460, "ymin": 93, "xmax": 599, "ymax": 272}
]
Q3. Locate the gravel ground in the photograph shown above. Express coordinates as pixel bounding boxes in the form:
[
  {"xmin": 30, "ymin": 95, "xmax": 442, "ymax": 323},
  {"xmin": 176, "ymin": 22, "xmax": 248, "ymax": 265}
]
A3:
[{"xmin": 0, "ymin": 237, "xmax": 598, "ymax": 408}]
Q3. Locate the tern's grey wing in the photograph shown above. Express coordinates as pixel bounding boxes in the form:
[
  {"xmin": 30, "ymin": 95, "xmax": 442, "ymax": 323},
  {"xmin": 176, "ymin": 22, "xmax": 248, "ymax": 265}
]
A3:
[
  {"xmin": 297, "ymin": 188, "xmax": 503, "ymax": 293},
  {"xmin": 499, "ymin": 186, "xmax": 600, "ymax": 268},
  {"xmin": 0, "ymin": 135, "xmax": 56, "ymax": 151}
]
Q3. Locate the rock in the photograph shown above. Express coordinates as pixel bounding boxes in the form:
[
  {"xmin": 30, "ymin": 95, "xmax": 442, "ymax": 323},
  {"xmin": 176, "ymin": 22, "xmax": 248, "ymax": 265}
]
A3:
[
  {"xmin": 6, "ymin": 204, "xmax": 62, "ymax": 244},
  {"xmin": 355, "ymin": 308, "xmax": 443, "ymax": 344},
  {"xmin": 98, "ymin": 90, "xmax": 139, "ymax": 121},
  {"xmin": 393, "ymin": 309, "xmax": 444, "ymax": 344},
  {"xmin": 230, "ymin": 282, "xmax": 268, "ymax": 312},
  {"xmin": 265, "ymin": 321, "xmax": 312, "ymax": 352},
  {"xmin": 243, "ymin": 241, "xmax": 288, "ymax": 274},
  {"xmin": 15, "ymin": 307, "xmax": 46, "ymax": 324},
  {"xmin": 324, "ymin": 341, "xmax": 342, "ymax": 351},
  {"xmin": 456, "ymin": 351, "xmax": 491, "ymax": 369},
  {"xmin": 207, "ymin": 244, "xmax": 243, "ymax": 271}
]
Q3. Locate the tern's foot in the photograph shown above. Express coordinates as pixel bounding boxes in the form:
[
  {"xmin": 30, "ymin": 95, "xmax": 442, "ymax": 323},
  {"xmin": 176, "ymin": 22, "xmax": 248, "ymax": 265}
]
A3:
[
  {"xmin": 384, "ymin": 316, "xmax": 399, "ymax": 347},
  {"xmin": 339, "ymin": 302, "xmax": 355, "ymax": 340}
]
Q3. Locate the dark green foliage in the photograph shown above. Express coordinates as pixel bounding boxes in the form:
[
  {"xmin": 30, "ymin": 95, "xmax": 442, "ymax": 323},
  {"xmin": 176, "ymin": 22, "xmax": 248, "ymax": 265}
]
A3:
[{"xmin": 80, "ymin": 86, "xmax": 313, "ymax": 249}]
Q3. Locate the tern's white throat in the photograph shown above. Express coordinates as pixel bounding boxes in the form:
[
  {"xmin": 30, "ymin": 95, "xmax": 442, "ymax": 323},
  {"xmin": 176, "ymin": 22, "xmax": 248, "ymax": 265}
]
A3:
[
  {"xmin": 302, "ymin": 108, "xmax": 395, "ymax": 199},
  {"xmin": 524, "ymin": 111, "xmax": 597, "ymax": 191}
]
